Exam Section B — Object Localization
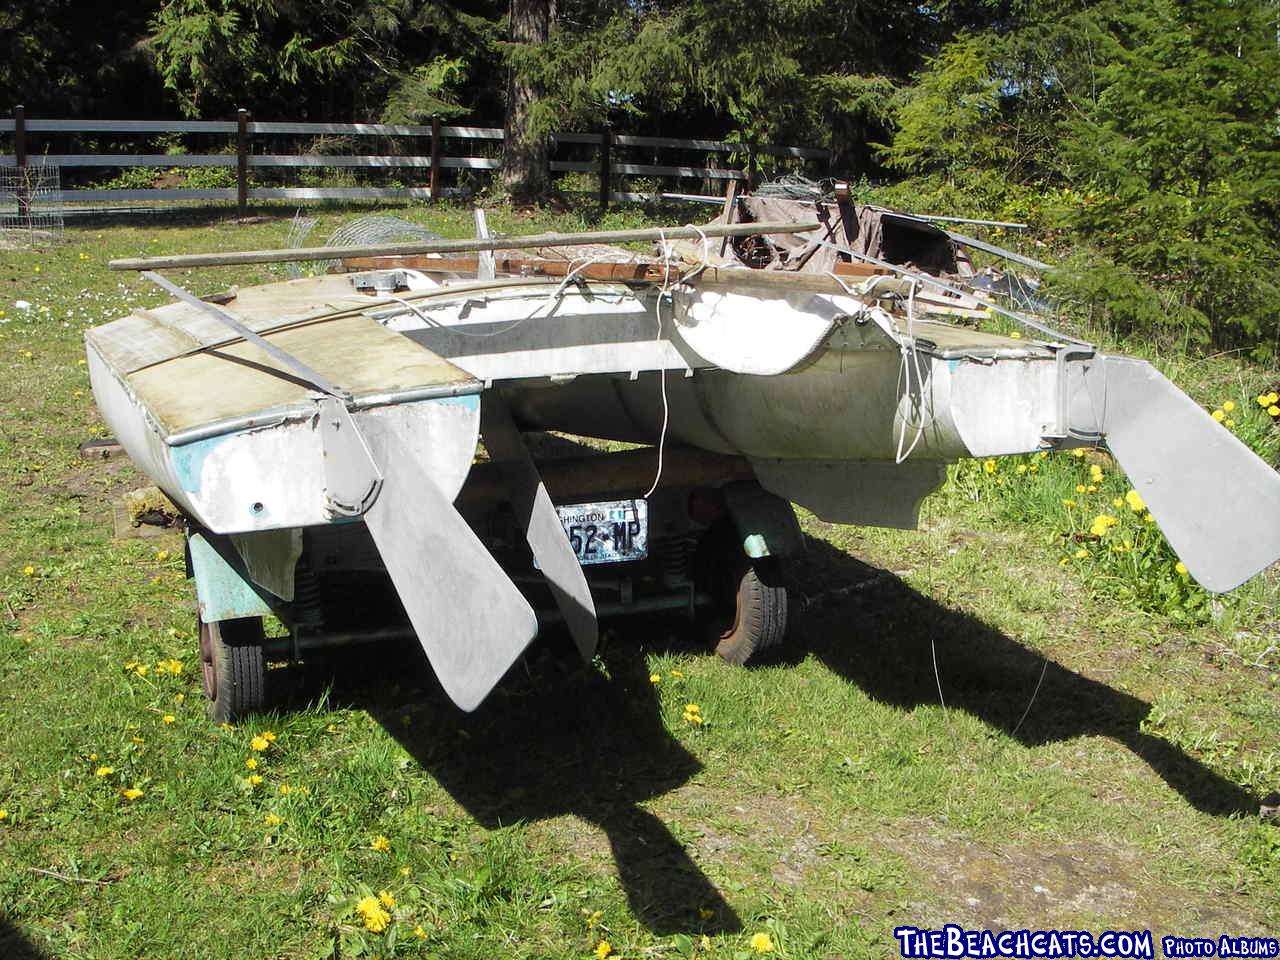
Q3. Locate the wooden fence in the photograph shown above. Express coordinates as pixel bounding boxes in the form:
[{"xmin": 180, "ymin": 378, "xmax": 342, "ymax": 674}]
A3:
[{"xmin": 0, "ymin": 107, "xmax": 832, "ymax": 213}]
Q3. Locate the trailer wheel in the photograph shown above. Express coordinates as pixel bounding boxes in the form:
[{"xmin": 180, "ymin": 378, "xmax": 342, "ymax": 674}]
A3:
[
  {"xmin": 702, "ymin": 534, "xmax": 788, "ymax": 665},
  {"xmin": 199, "ymin": 616, "xmax": 266, "ymax": 723}
]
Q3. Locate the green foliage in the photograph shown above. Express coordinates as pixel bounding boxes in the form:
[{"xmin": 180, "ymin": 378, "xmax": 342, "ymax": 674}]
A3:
[
  {"xmin": 875, "ymin": 0, "xmax": 1280, "ymax": 357},
  {"xmin": 380, "ymin": 57, "xmax": 470, "ymax": 124},
  {"xmin": 1043, "ymin": 247, "xmax": 1211, "ymax": 347},
  {"xmin": 877, "ymin": 35, "xmax": 1012, "ymax": 182},
  {"xmin": 149, "ymin": 0, "xmax": 504, "ymax": 120}
]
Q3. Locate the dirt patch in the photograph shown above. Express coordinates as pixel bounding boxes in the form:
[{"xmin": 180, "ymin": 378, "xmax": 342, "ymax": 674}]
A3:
[{"xmin": 880, "ymin": 817, "xmax": 1269, "ymax": 935}]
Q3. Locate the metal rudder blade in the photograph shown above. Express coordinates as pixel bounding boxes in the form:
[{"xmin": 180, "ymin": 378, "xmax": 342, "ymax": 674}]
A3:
[
  {"xmin": 359, "ymin": 414, "xmax": 538, "ymax": 711},
  {"xmin": 1099, "ymin": 356, "xmax": 1280, "ymax": 593}
]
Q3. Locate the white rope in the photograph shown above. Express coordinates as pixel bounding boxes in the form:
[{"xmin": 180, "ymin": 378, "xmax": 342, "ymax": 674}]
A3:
[
  {"xmin": 893, "ymin": 278, "xmax": 932, "ymax": 464},
  {"xmin": 551, "ymin": 254, "xmax": 609, "ymax": 299},
  {"xmin": 643, "ymin": 228, "xmax": 677, "ymax": 499}
]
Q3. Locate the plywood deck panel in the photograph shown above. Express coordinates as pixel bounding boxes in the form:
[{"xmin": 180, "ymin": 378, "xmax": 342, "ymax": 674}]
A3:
[{"xmin": 124, "ymin": 314, "xmax": 477, "ymax": 436}]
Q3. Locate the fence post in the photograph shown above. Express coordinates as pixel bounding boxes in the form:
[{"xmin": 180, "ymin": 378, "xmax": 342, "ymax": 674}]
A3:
[
  {"xmin": 430, "ymin": 115, "xmax": 442, "ymax": 201},
  {"xmin": 236, "ymin": 108, "xmax": 250, "ymax": 217},
  {"xmin": 14, "ymin": 104, "xmax": 29, "ymax": 220},
  {"xmin": 598, "ymin": 125, "xmax": 613, "ymax": 211},
  {"xmin": 746, "ymin": 142, "xmax": 758, "ymax": 191}
]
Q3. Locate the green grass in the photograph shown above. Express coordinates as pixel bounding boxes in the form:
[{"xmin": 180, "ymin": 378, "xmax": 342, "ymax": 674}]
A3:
[{"xmin": 1, "ymin": 202, "xmax": 1278, "ymax": 959}]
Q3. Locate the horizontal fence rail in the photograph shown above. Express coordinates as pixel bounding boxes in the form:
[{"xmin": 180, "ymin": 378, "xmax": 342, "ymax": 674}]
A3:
[{"xmin": 1, "ymin": 107, "xmax": 831, "ymax": 213}]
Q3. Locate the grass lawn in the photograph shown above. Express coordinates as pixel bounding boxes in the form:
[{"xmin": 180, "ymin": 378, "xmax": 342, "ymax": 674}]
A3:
[{"xmin": 0, "ymin": 202, "xmax": 1277, "ymax": 959}]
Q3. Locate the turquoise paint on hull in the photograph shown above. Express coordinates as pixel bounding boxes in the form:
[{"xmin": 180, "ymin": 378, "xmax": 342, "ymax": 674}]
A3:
[{"xmin": 170, "ymin": 434, "xmax": 228, "ymax": 493}]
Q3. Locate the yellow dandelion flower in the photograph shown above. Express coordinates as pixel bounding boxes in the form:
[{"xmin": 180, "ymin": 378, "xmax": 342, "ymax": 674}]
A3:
[
  {"xmin": 371, "ymin": 835, "xmax": 391, "ymax": 853},
  {"xmin": 355, "ymin": 896, "xmax": 390, "ymax": 933},
  {"xmin": 378, "ymin": 890, "xmax": 396, "ymax": 909},
  {"xmin": 1010, "ymin": 330, "xmax": 1022, "ymax": 339},
  {"xmin": 1123, "ymin": 540, "xmax": 1133, "ymax": 550},
  {"xmin": 1125, "ymin": 490, "xmax": 1145, "ymax": 512},
  {"xmin": 1016, "ymin": 464, "xmax": 1027, "ymax": 474},
  {"xmin": 1269, "ymin": 392, "xmax": 1279, "ymax": 405},
  {"xmin": 1269, "ymin": 405, "xmax": 1280, "ymax": 417},
  {"xmin": 22, "ymin": 565, "xmax": 35, "ymax": 576},
  {"xmin": 1029, "ymin": 464, "xmax": 1039, "ymax": 473},
  {"xmin": 399, "ymin": 866, "xmax": 411, "ymax": 877},
  {"xmin": 162, "ymin": 715, "xmax": 175, "ymax": 725},
  {"xmin": 1071, "ymin": 448, "xmax": 1086, "ymax": 458},
  {"xmin": 1212, "ymin": 409, "xmax": 1225, "ymax": 422},
  {"xmin": 1112, "ymin": 497, "xmax": 1124, "ymax": 508},
  {"xmin": 414, "ymin": 925, "xmax": 427, "ymax": 939},
  {"xmin": 245, "ymin": 758, "xmax": 258, "ymax": 770},
  {"xmin": 1089, "ymin": 464, "xmax": 1103, "ymax": 480},
  {"xmin": 1089, "ymin": 514, "xmax": 1119, "ymax": 537},
  {"xmin": 0, "ymin": 810, "xmax": 8, "ymax": 821},
  {"xmin": 1086, "ymin": 484, "xmax": 1098, "ymax": 493},
  {"xmin": 1074, "ymin": 548, "xmax": 1089, "ymax": 559},
  {"xmin": 983, "ymin": 459, "xmax": 997, "ymax": 475},
  {"xmin": 89, "ymin": 753, "xmax": 97, "ymax": 761},
  {"xmin": 261, "ymin": 731, "xmax": 277, "ymax": 742},
  {"xmin": 174, "ymin": 693, "xmax": 185, "ymax": 704},
  {"xmin": 595, "ymin": 941, "xmax": 613, "ymax": 959},
  {"xmin": 669, "ymin": 669, "xmax": 685, "ymax": 678},
  {"xmin": 264, "ymin": 813, "xmax": 282, "ymax": 826},
  {"xmin": 1061, "ymin": 499, "xmax": 1076, "ymax": 507},
  {"xmin": 1225, "ymin": 418, "xmax": 1235, "ymax": 427},
  {"xmin": 649, "ymin": 674, "xmax": 661, "ymax": 684},
  {"xmin": 121, "ymin": 787, "xmax": 144, "ymax": 800},
  {"xmin": 1075, "ymin": 484, "xmax": 1086, "ymax": 493},
  {"xmin": 750, "ymin": 932, "xmax": 776, "ymax": 953},
  {"xmin": 247, "ymin": 774, "xmax": 263, "ymax": 786},
  {"xmin": 154, "ymin": 550, "xmax": 170, "ymax": 562},
  {"xmin": 95, "ymin": 766, "xmax": 114, "ymax": 777},
  {"xmin": 1058, "ymin": 558, "xmax": 1069, "ymax": 566},
  {"xmin": 278, "ymin": 784, "xmax": 291, "ymax": 795},
  {"xmin": 1223, "ymin": 400, "xmax": 1236, "ymax": 412},
  {"xmin": 131, "ymin": 736, "xmax": 145, "ymax": 744},
  {"xmin": 1175, "ymin": 561, "xmax": 1189, "ymax": 577},
  {"xmin": 249, "ymin": 735, "xmax": 269, "ymax": 752},
  {"xmin": 325, "ymin": 724, "xmax": 337, "ymax": 733}
]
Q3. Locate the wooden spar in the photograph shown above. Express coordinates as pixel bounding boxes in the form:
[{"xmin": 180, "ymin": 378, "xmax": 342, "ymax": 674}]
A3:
[
  {"xmin": 108, "ymin": 220, "xmax": 821, "ymax": 272},
  {"xmin": 341, "ymin": 254, "xmax": 676, "ymax": 283},
  {"xmin": 345, "ymin": 252, "xmax": 895, "ymax": 296}
]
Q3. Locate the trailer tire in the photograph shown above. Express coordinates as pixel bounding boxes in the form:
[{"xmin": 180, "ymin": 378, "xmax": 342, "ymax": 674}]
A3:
[
  {"xmin": 702, "ymin": 534, "xmax": 788, "ymax": 665},
  {"xmin": 199, "ymin": 616, "xmax": 266, "ymax": 723}
]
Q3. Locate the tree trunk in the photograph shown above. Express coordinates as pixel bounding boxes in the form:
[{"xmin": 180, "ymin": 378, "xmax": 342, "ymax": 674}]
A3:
[{"xmin": 502, "ymin": 0, "xmax": 554, "ymax": 201}]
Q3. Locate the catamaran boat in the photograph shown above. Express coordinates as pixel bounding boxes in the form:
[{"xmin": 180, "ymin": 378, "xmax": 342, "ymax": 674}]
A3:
[{"xmin": 86, "ymin": 196, "xmax": 1280, "ymax": 720}]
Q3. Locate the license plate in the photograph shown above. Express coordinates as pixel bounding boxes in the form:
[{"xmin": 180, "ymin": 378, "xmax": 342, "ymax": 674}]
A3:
[{"xmin": 556, "ymin": 499, "xmax": 648, "ymax": 566}]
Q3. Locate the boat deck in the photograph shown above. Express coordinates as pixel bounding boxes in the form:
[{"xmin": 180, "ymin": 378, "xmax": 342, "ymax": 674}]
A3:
[{"xmin": 86, "ymin": 276, "xmax": 478, "ymax": 442}]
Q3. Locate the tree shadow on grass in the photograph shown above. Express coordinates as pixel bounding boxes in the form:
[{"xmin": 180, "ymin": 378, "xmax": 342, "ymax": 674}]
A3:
[
  {"xmin": 776, "ymin": 535, "xmax": 1258, "ymax": 817},
  {"xmin": 276, "ymin": 634, "xmax": 741, "ymax": 937},
  {"xmin": 0, "ymin": 919, "xmax": 52, "ymax": 960}
]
